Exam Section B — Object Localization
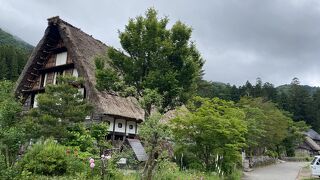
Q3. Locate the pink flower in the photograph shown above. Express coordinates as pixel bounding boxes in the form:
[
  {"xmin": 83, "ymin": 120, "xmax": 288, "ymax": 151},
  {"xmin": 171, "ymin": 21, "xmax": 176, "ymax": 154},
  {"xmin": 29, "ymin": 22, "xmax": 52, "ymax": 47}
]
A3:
[
  {"xmin": 90, "ymin": 162, "xmax": 95, "ymax": 168},
  {"xmin": 89, "ymin": 158, "xmax": 94, "ymax": 164}
]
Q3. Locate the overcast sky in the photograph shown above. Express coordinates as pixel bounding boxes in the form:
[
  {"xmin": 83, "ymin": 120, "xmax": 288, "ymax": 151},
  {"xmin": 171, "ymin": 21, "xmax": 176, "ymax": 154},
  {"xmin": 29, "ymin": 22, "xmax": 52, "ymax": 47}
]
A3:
[{"xmin": 1, "ymin": 0, "xmax": 320, "ymax": 87}]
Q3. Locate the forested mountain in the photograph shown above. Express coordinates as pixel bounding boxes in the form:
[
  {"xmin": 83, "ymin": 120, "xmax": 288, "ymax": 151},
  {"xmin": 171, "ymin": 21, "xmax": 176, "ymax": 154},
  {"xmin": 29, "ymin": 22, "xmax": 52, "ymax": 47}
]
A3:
[
  {"xmin": 0, "ymin": 28, "xmax": 33, "ymax": 51},
  {"xmin": 277, "ymin": 84, "xmax": 320, "ymax": 95},
  {"xmin": 197, "ymin": 78, "xmax": 320, "ymax": 132},
  {"xmin": 0, "ymin": 28, "xmax": 33, "ymax": 81}
]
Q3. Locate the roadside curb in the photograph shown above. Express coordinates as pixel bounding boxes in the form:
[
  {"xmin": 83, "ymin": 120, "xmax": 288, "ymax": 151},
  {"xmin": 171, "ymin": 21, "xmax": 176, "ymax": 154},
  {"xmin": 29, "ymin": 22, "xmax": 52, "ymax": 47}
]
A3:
[
  {"xmin": 296, "ymin": 164, "xmax": 312, "ymax": 180},
  {"xmin": 295, "ymin": 166, "xmax": 302, "ymax": 180}
]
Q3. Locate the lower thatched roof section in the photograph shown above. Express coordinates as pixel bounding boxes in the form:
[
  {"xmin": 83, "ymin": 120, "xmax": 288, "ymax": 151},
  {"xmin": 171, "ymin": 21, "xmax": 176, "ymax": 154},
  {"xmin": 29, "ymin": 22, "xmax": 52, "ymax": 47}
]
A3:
[
  {"xmin": 305, "ymin": 136, "xmax": 320, "ymax": 151},
  {"xmin": 160, "ymin": 105, "xmax": 188, "ymax": 124},
  {"xmin": 95, "ymin": 92, "xmax": 145, "ymax": 121}
]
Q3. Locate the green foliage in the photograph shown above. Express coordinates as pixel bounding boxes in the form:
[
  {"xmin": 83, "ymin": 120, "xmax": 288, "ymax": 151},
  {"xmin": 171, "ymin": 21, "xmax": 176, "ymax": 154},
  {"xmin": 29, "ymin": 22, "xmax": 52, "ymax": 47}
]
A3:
[
  {"xmin": 171, "ymin": 97, "xmax": 247, "ymax": 174},
  {"xmin": 139, "ymin": 113, "xmax": 171, "ymax": 179},
  {"xmin": 238, "ymin": 97, "xmax": 290, "ymax": 153},
  {"xmin": 196, "ymin": 77, "xmax": 320, "ymax": 133},
  {"xmin": 0, "ymin": 81, "xmax": 28, "ymax": 169},
  {"xmin": 95, "ymin": 55, "xmax": 122, "ymax": 92},
  {"xmin": 282, "ymin": 120, "xmax": 309, "ymax": 157},
  {"xmin": 139, "ymin": 88, "xmax": 163, "ymax": 117},
  {"xmin": 27, "ymin": 76, "xmax": 93, "ymax": 142},
  {"xmin": 90, "ymin": 122, "xmax": 111, "ymax": 151},
  {"xmin": 18, "ymin": 139, "xmax": 87, "ymax": 176},
  {"xmin": 0, "ymin": 28, "xmax": 33, "ymax": 51},
  {"xmin": 0, "ymin": 28, "xmax": 31, "ymax": 81},
  {"xmin": 62, "ymin": 124, "xmax": 95, "ymax": 152},
  {"xmin": 96, "ymin": 8, "xmax": 204, "ymax": 111},
  {"xmin": 0, "ymin": 45, "xmax": 30, "ymax": 81}
]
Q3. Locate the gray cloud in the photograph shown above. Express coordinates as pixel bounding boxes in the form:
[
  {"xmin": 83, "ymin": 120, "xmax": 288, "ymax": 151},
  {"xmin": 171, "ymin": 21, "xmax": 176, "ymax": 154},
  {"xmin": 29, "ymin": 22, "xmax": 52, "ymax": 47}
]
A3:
[{"xmin": 0, "ymin": 0, "xmax": 320, "ymax": 86}]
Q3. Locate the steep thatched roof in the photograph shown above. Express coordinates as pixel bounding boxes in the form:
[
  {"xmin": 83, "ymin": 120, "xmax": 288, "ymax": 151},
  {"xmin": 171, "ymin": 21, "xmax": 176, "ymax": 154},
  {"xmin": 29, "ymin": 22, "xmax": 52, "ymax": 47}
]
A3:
[
  {"xmin": 305, "ymin": 136, "xmax": 320, "ymax": 151},
  {"xmin": 14, "ymin": 16, "xmax": 144, "ymax": 121},
  {"xmin": 305, "ymin": 129, "xmax": 320, "ymax": 141},
  {"xmin": 160, "ymin": 105, "xmax": 188, "ymax": 123}
]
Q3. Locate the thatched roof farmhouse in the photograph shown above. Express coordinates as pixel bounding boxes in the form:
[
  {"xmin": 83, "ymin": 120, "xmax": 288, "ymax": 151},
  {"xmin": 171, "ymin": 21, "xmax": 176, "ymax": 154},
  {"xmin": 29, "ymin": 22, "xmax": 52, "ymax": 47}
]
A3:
[{"xmin": 14, "ymin": 16, "xmax": 147, "ymax": 160}]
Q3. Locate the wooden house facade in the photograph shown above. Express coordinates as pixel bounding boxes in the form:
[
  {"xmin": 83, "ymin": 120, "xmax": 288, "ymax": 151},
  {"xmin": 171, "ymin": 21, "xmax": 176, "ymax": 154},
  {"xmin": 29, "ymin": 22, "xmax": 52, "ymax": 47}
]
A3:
[{"xmin": 14, "ymin": 17, "xmax": 145, "ymax": 146}]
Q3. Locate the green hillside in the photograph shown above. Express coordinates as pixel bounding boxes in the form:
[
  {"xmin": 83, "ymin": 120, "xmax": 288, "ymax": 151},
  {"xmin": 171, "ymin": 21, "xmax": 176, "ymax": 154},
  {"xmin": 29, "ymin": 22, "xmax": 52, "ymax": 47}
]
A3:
[
  {"xmin": 0, "ymin": 28, "xmax": 33, "ymax": 80},
  {"xmin": 0, "ymin": 28, "xmax": 33, "ymax": 51},
  {"xmin": 277, "ymin": 84, "xmax": 320, "ymax": 95}
]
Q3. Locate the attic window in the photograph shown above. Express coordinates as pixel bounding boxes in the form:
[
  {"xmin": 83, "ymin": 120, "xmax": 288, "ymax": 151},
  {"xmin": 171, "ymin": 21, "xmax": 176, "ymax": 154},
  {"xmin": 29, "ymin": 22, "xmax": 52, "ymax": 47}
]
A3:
[
  {"xmin": 72, "ymin": 68, "xmax": 78, "ymax": 77},
  {"xmin": 56, "ymin": 52, "xmax": 67, "ymax": 66}
]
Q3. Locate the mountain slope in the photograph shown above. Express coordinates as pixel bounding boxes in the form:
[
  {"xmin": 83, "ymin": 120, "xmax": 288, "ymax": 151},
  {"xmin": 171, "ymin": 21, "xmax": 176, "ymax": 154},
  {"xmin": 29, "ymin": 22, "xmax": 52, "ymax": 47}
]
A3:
[
  {"xmin": 0, "ymin": 28, "xmax": 33, "ymax": 51},
  {"xmin": 0, "ymin": 28, "xmax": 33, "ymax": 80},
  {"xmin": 277, "ymin": 84, "xmax": 320, "ymax": 95}
]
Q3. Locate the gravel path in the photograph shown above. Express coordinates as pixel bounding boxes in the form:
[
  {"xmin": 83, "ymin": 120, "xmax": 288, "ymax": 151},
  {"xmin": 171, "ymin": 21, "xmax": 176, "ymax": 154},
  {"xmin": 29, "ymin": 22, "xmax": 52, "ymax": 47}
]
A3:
[{"xmin": 242, "ymin": 162, "xmax": 308, "ymax": 180}]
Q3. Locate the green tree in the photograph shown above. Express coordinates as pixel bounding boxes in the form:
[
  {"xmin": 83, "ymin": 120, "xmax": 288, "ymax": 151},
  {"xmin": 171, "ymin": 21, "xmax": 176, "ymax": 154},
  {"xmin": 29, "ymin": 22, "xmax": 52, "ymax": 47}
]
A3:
[
  {"xmin": 281, "ymin": 120, "xmax": 309, "ymax": 156},
  {"xmin": 262, "ymin": 82, "xmax": 277, "ymax": 102},
  {"xmin": 238, "ymin": 97, "xmax": 290, "ymax": 156},
  {"xmin": 310, "ymin": 90, "xmax": 320, "ymax": 131},
  {"xmin": 0, "ymin": 81, "xmax": 26, "ymax": 168},
  {"xmin": 238, "ymin": 103, "xmax": 266, "ymax": 156},
  {"xmin": 0, "ymin": 45, "xmax": 29, "ymax": 80},
  {"xmin": 139, "ymin": 113, "xmax": 171, "ymax": 180},
  {"xmin": 253, "ymin": 77, "xmax": 263, "ymax": 97},
  {"xmin": 171, "ymin": 97, "xmax": 247, "ymax": 174},
  {"xmin": 287, "ymin": 78, "xmax": 312, "ymax": 123},
  {"xmin": 96, "ymin": 8, "xmax": 204, "ymax": 115},
  {"xmin": 27, "ymin": 76, "xmax": 93, "ymax": 142}
]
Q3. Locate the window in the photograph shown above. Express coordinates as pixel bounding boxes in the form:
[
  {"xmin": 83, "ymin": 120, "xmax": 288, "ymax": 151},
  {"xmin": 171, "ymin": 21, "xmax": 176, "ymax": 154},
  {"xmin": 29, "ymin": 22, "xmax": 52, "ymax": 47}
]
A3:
[
  {"xmin": 33, "ymin": 94, "xmax": 39, "ymax": 108},
  {"xmin": 42, "ymin": 73, "xmax": 47, "ymax": 87},
  {"xmin": 129, "ymin": 125, "xmax": 133, "ymax": 129},
  {"xmin": 72, "ymin": 68, "xmax": 78, "ymax": 77},
  {"xmin": 55, "ymin": 52, "xmax": 67, "ymax": 66},
  {"xmin": 44, "ymin": 72, "xmax": 55, "ymax": 86},
  {"xmin": 53, "ymin": 72, "xmax": 57, "ymax": 85},
  {"xmin": 118, "ymin": 123, "xmax": 123, "ymax": 128}
]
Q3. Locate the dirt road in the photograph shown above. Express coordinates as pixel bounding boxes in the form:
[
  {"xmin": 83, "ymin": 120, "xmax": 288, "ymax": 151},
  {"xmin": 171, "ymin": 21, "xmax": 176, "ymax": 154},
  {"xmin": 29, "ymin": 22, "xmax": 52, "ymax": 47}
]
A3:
[{"xmin": 242, "ymin": 162, "xmax": 308, "ymax": 180}]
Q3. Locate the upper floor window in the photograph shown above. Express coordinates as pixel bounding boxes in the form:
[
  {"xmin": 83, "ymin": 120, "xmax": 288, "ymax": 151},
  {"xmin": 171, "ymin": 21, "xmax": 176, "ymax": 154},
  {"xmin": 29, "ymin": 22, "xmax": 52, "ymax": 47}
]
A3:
[
  {"xmin": 56, "ymin": 52, "xmax": 67, "ymax": 66},
  {"xmin": 33, "ymin": 94, "xmax": 39, "ymax": 108}
]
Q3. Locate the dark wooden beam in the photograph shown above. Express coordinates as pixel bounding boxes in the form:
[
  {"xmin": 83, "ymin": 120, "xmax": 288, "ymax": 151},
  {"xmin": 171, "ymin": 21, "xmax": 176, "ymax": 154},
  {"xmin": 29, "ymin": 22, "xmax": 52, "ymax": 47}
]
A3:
[
  {"xmin": 39, "ymin": 63, "xmax": 74, "ymax": 73},
  {"xmin": 45, "ymin": 43, "xmax": 55, "ymax": 48},
  {"xmin": 23, "ymin": 85, "xmax": 32, "ymax": 88},
  {"xmin": 30, "ymin": 72, "xmax": 39, "ymax": 77},
  {"xmin": 22, "ymin": 87, "xmax": 45, "ymax": 93},
  {"xmin": 42, "ymin": 50, "xmax": 50, "ymax": 54},
  {"xmin": 27, "ymin": 79, "xmax": 36, "ymax": 83},
  {"xmin": 36, "ymin": 62, "xmax": 44, "ymax": 66}
]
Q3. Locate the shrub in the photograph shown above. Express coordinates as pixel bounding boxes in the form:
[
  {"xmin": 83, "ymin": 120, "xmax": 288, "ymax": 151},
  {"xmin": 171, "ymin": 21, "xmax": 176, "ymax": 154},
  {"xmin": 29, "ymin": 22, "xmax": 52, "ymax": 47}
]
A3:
[{"xmin": 18, "ymin": 139, "xmax": 87, "ymax": 176}]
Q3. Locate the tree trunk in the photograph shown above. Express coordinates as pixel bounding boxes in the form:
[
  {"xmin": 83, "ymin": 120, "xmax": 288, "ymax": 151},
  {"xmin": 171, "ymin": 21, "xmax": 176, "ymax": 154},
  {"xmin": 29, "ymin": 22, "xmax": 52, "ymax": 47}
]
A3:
[{"xmin": 5, "ymin": 147, "xmax": 10, "ymax": 168}]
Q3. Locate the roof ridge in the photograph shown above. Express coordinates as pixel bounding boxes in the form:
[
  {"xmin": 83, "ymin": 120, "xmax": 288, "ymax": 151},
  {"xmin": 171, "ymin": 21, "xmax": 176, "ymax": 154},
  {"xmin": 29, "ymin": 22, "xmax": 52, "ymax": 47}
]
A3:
[{"xmin": 47, "ymin": 16, "xmax": 109, "ymax": 48}]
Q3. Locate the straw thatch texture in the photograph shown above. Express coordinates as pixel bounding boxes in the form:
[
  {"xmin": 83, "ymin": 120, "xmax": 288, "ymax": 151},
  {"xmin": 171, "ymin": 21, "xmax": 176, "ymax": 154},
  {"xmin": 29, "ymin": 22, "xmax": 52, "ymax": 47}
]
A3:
[{"xmin": 14, "ymin": 16, "xmax": 144, "ymax": 121}]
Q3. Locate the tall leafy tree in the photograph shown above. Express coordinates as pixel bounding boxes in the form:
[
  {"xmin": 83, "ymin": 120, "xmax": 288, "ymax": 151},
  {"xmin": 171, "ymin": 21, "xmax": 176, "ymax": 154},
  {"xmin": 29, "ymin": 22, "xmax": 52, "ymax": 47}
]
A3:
[
  {"xmin": 287, "ymin": 78, "xmax": 312, "ymax": 122},
  {"xmin": 171, "ymin": 97, "xmax": 247, "ymax": 174},
  {"xmin": 309, "ymin": 90, "xmax": 320, "ymax": 131},
  {"xmin": 96, "ymin": 8, "xmax": 204, "ymax": 115},
  {"xmin": 262, "ymin": 82, "xmax": 277, "ymax": 102},
  {"xmin": 238, "ymin": 97, "xmax": 291, "ymax": 155},
  {"xmin": 0, "ymin": 81, "xmax": 26, "ymax": 168},
  {"xmin": 139, "ymin": 113, "xmax": 171, "ymax": 180}
]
